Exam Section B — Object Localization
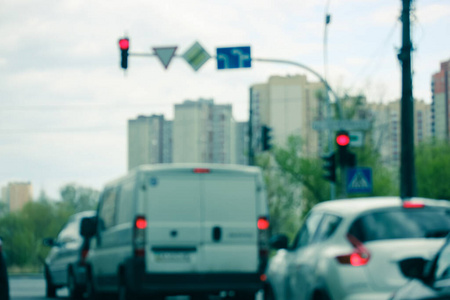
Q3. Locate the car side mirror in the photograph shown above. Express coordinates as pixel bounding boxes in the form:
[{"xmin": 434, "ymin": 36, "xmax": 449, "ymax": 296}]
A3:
[
  {"xmin": 43, "ymin": 237, "xmax": 56, "ymax": 247},
  {"xmin": 270, "ymin": 234, "xmax": 289, "ymax": 250},
  {"xmin": 80, "ymin": 216, "xmax": 97, "ymax": 238},
  {"xmin": 398, "ymin": 257, "xmax": 429, "ymax": 280}
]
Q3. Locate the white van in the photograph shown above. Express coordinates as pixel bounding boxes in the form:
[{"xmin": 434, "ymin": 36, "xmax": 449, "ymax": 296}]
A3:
[{"xmin": 81, "ymin": 164, "xmax": 269, "ymax": 300}]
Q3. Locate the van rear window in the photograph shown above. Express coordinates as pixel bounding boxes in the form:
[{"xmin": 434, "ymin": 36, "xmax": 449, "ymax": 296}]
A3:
[{"xmin": 348, "ymin": 208, "xmax": 450, "ymax": 242}]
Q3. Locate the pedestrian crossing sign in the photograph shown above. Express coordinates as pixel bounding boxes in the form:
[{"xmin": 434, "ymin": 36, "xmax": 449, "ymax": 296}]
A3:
[{"xmin": 346, "ymin": 167, "xmax": 373, "ymax": 194}]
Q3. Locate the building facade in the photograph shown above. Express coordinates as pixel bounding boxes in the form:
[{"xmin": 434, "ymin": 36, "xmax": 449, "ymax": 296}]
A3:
[
  {"xmin": 431, "ymin": 59, "xmax": 450, "ymax": 140},
  {"xmin": 128, "ymin": 115, "xmax": 172, "ymax": 170},
  {"xmin": 250, "ymin": 75, "xmax": 327, "ymax": 156},
  {"xmin": 173, "ymin": 99, "xmax": 237, "ymax": 164},
  {"xmin": 1, "ymin": 182, "xmax": 33, "ymax": 212},
  {"xmin": 368, "ymin": 99, "xmax": 431, "ymax": 166}
]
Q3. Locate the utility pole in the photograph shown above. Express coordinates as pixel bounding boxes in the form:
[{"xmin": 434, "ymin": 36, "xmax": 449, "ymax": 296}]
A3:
[
  {"xmin": 248, "ymin": 87, "xmax": 254, "ymax": 166},
  {"xmin": 399, "ymin": 0, "xmax": 416, "ymax": 198}
]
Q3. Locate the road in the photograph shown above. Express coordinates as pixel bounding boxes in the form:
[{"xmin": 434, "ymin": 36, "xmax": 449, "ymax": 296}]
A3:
[{"xmin": 9, "ymin": 275, "xmax": 263, "ymax": 300}]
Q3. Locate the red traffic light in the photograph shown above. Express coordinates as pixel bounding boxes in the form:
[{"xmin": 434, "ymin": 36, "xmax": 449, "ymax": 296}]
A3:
[
  {"xmin": 336, "ymin": 133, "xmax": 350, "ymax": 146},
  {"xmin": 119, "ymin": 38, "xmax": 129, "ymax": 50}
]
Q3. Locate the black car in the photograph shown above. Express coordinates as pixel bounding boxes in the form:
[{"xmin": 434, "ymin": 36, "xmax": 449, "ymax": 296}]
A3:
[
  {"xmin": 0, "ymin": 237, "xmax": 9, "ymax": 300},
  {"xmin": 391, "ymin": 234, "xmax": 450, "ymax": 300},
  {"xmin": 43, "ymin": 211, "xmax": 96, "ymax": 299}
]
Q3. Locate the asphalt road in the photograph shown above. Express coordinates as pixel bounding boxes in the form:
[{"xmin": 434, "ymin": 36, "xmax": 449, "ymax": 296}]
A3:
[{"xmin": 9, "ymin": 275, "xmax": 263, "ymax": 300}]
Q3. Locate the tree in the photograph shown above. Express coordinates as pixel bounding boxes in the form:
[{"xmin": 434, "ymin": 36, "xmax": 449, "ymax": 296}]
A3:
[
  {"xmin": 60, "ymin": 183, "xmax": 99, "ymax": 212},
  {"xmin": 416, "ymin": 140, "xmax": 450, "ymax": 199}
]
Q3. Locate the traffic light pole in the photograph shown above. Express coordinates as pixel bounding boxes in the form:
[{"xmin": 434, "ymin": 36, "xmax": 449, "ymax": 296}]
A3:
[{"xmin": 399, "ymin": 0, "xmax": 416, "ymax": 198}]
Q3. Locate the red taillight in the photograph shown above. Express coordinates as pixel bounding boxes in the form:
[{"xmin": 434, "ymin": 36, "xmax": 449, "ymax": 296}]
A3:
[
  {"xmin": 258, "ymin": 217, "xmax": 270, "ymax": 230},
  {"xmin": 336, "ymin": 234, "xmax": 370, "ymax": 266},
  {"xmin": 402, "ymin": 201, "xmax": 425, "ymax": 209},
  {"xmin": 258, "ymin": 216, "xmax": 270, "ymax": 267},
  {"xmin": 134, "ymin": 215, "xmax": 147, "ymax": 257},
  {"xmin": 136, "ymin": 217, "xmax": 147, "ymax": 229},
  {"xmin": 193, "ymin": 168, "xmax": 210, "ymax": 174}
]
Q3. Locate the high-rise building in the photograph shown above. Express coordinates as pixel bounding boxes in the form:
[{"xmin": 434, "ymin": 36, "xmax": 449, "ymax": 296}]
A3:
[
  {"xmin": 431, "ymin": 59, "xmax": 450, "ymax": 140},
  {"xmin": 368, "ymin": 99, "xmax": 431, "ymax": 166},
  {"xmin": 234, "ymin": 121, "xmax": 249, "ymax": 165},
  {"xmin": 128, "ymin": 115, "xmax": 172, "ymax": 170},
  {"xmin": 173, "ymin": 99, "xmax": 237, "ymax": 164},
  {"xmin": 250, "ymin": 75, "xmax": 327, "ymax": 156},
  {"xmin": 1, "ymin": 182, "xmax": 33, "ymax": 212}
]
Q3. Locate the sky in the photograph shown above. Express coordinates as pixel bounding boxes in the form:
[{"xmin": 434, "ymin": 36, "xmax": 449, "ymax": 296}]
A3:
[{"xmin": 1, "ymin": 0, "xmax": 449, "ymax": 200}]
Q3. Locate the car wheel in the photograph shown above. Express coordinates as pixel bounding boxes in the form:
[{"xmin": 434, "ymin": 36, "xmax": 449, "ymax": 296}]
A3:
[
  {"xmin": 234, "ymin": 292, "xmax": 255, "ymax": 300},
  {"xmin": 84, "ymin": 270, "xmax": 104, "ymax": 300},
  {"xmin": 68, "ymin": 269, "xmax": 83, "ymax": 299},
  {"xmin": 313, "ymin": 290, "xmax": 331, "ymax": 300},
  {"xmin": 190, "ymin": 293, "xmax": 209, "ymax": 300},
  {"xmin": 118, "ymin": 275, "xmax": 140, "ymax": 300},
  {"xmin": 45, "ymin": 268, "xmax": 57, "ymax": 298},
  {"xmin": 264, "ymin": 284, "xmax": 275, "ymax": 300}
]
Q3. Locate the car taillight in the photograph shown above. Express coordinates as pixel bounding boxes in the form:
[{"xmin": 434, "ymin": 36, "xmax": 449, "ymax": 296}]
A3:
[
  {"xmin": 402, "ymin": 201, "xmax": 425, "ymax": 209},
  {"xmin": 193, "ymin": 168, "xmax": 210, "ymax": 174},
  {"xmin": 336, "ymin": 234, "xmax": 370, "ymax": 266},
  {"xmin": 258, "ymin": 216, "xmax": 270, "ymax": 259},
  {"xmin": 80, "ymin": 249, "xmax": 89, "ymax": 265},
  {"xmin": 133, "ymin": 215, "xmax": 147, "ymax": 257}
]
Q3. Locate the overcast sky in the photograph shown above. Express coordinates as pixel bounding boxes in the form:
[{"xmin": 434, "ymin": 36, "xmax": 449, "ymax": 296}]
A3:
[{"xmin": 1, "ymin": 0, "xmax": 449, "ymax": 200}]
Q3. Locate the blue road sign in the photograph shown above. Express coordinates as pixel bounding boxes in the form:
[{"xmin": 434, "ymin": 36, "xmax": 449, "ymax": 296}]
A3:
[
  {"xmin": 346, "ymin": 167, "xmax": 373, "ymax": 194},
  {"xmin": 216, "ymin": 46, "xmax": 251, "ymax": 69}
]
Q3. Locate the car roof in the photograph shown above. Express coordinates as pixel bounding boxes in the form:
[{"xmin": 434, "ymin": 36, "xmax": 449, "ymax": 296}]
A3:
[{"xmin": 311, "ymin": 196, "xmax": 450, "ymax": 217}]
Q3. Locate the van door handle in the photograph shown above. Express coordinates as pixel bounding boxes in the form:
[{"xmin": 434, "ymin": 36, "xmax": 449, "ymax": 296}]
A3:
[{"xmin": 212, "ymin": 226, "xmax": 222, "ymax": 242}]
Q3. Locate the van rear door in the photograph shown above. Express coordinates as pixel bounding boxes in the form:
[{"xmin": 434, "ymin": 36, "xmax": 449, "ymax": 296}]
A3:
[
  {"xmin": 144, "ymin": 170, "xmax": 202, "ymax": 273},
  {"xmin": 199, "ymin": 170, "xmax": 259, "ymax": 273}
]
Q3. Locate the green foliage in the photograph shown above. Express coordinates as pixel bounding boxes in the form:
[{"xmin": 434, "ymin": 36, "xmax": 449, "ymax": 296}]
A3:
[
  {"xmin": 0, "ymin": 183, "xmax": 99, "ymax": 269},
  {"xmin": 416, "ymin": 140, "xmax": 450, "ymax": 199}
]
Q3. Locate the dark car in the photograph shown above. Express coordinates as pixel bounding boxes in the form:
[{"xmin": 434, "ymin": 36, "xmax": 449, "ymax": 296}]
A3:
[
  {"xmin": 390, "ymin": 234, "xmax": 450, "ymax": 300},
  {"xmin": 0, "ymin": 237, "xmax": 9, "ymax": 300},
  {"xmin": 43, "ymin": 210, "xmax": 96, "ymax": 299}
]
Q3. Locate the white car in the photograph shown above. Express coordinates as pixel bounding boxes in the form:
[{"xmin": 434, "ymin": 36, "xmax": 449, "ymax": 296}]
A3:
[{"xmin": 265, "ymin": 197, "xmax": 450, "ymax": 300}]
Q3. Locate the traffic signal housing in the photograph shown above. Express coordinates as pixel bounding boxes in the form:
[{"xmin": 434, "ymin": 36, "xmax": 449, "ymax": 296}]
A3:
[
  {"xmin": 322, "ymin": 152, "xmax": 336, "ymax": 183},
  {"xmin": 336, "ymin": 130, "xmax": 356, "ymax": 167},
  {"xmin": 118, "ymin": 37, "xmax": 129, "ymax": 70},
  {"xmin": 261, "ymin": 125, "xmax": 273, "ymax": 151}
]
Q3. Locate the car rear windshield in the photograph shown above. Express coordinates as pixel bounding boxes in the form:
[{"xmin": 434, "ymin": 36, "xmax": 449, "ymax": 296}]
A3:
[{"xmin": 348, "ymin": 208, "xmax": 450, "ymax": 242}]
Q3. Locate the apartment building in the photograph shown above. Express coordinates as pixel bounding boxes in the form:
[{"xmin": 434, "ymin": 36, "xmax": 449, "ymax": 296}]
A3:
[
  {"xmin": 1, "ymin": 182, "xmax": 33, "ymax": 212},
  {"xmin": 431, "ymin": 59, "xmax": 450, "ymax": 140},
  {"xmin": 250, "ymin": 75, "xmax": 327, "ymax": 156},
  {"xmin": 128, "ymin": 115, "xmax": 172, "ymax": 170},
  {"xmin": 173, "ymin": 99, "xmax": 237, "ymax": 164},
  {"xmin": 368, "ymin": 99, "xmax": 431, "ymax": 166}
]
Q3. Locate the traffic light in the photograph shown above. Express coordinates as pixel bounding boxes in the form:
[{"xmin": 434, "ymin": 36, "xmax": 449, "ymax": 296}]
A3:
[
  {"xmin": 261, "ymin": 125, "xmax": 273, "ymax": 151},
  {"xmin": 322, "ymin": 152, "xmax": 336, "ymax": 182},
  {"xmin": 336, "ymin": 130, "xmax": 357, "ymax": 167},
  {"xmin": 118, "ymin": 37, "xmax": 129, "ymax": 70}
]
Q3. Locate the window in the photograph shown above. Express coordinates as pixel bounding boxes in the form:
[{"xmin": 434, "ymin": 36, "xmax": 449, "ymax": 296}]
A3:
[
  {"xmin": 313, "ymin": 214, "xmax": 342, "ymax": 243},
  {"xmin": 117, "ymin": 180, "xmax": 134, "ymax": 225},
  {"xmin": 98, "ymin": 188, "xmax": 118, "ymax": 230},
  {"xmin": 435, "ymin": 242, "xmax": 450, "ymax": 282},
  {"xmin": 349, "ymin": 208, "xmax": 450, "ymax": 243},
  {"xmin": 293, "ymin": 212, "xmax": 323, "ymax": 249}
]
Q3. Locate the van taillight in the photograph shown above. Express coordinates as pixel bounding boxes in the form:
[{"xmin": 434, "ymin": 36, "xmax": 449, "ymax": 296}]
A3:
[
  {"xmin": 258, "ymin": 216, "xmax": 270, "ymax": 269},
  {"xmin": 258, "ymin": 217, "xmax": 270, "ymax": 230},
  {"xmin": 336, "ymin": 234, "xmax": 370, "ymax": 266},
  {"xmin": 134, "ymin": 215, "xmax": 147, "ymax": 257}
]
